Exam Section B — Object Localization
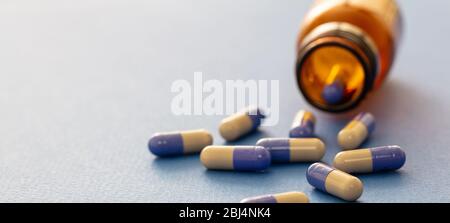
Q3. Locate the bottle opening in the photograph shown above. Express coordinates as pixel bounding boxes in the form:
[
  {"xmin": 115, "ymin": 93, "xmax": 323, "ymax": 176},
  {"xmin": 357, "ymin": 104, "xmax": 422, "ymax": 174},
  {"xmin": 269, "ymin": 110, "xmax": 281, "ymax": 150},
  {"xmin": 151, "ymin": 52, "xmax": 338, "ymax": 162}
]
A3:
[
  {"xmin": 298, "ymin": 45, "xmax": 366, "ymax": 111},
  {"xmin": 296, "ymin": 22, "xmax": 379, "ymax": 112}
]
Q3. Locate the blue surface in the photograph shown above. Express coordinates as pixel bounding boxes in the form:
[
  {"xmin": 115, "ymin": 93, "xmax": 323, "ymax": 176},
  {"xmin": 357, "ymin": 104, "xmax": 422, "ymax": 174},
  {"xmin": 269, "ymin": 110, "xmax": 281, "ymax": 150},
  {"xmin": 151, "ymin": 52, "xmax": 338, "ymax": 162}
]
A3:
[{"xmin": 1, "ymin": 0, "xmax": 450, "ymax": 202}]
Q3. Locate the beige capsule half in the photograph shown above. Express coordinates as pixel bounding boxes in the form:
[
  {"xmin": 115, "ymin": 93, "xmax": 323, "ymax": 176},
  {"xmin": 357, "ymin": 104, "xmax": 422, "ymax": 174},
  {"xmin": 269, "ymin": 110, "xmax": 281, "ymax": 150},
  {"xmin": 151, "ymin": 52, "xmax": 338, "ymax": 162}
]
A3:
[
  {"xmin": 325, "ymin": 169, "xmax": 363, "ymax": 201},
  {"xmin": 219, "ymin": 107, "xmax": 264, "ymax": 141},
  {"xmin": 337, "ymin": 112, "xmax": 375, "ymax": 150},
  {"xmin": 333, "ymin": 149, "xmax": 373, "ymax": 173}
]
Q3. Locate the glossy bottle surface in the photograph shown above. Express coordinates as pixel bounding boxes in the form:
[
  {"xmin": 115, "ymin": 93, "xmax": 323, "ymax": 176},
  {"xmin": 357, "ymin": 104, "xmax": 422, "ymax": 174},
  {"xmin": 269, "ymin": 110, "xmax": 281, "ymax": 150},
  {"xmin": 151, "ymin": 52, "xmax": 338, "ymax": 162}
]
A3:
[{"xmin": 296, "ymin": 0, "xmax": 402, "ymax": 112}]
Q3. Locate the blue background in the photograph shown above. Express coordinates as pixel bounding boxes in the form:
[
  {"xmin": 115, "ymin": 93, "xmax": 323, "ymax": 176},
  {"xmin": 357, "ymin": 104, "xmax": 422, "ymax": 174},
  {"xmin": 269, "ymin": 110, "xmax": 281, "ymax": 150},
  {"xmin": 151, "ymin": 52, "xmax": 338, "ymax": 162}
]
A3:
[{"xmin": 1, "ymin": 0, "xmax": 450, "ymax": 202}]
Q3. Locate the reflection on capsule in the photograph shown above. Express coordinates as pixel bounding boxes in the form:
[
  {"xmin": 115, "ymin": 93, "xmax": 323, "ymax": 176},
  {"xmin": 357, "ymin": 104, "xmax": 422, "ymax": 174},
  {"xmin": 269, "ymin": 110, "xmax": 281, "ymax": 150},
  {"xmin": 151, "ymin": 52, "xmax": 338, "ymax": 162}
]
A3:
[
  {"xmin": 219, "ymin": 107, "xmax": 265, "ymax": 141},
  {"xmin": 333, "ymin": 145, "xmax": 406, "ymax": 173},
  {"xmin": 307, "ymin": 163, "xmax": 363, "ymax": 201},
  {"xmin": 241, "ymin": 191, "xmax": 309, "ymax": 203},
  {"xmin": 256, "ymin": 138, "xmax": 325, "ymax": 163},
  {"xmin": 289, "ymin": 110, "xmax": 316, "ymax": 138},
  {"xmin": 338, "ymin": 112, "xmax": 375, "ymax": 150},
  {"xmin": 200, "ymin": 146, "xmax": 271, "ymax": 171},
  {"xmin": 148, "ymin": 129, "xmax": 213, "ymax": 157}
]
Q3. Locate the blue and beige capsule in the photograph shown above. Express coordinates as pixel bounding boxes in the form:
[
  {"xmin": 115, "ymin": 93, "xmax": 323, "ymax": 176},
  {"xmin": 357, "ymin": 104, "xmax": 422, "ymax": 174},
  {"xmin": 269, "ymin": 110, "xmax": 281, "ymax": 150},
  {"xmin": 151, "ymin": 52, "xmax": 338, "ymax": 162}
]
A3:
[
  {"xmin": 289, "ymin": 110, "xmax": 316, "ymax": 138},
  {"xmin": 322, "ymin": 80, "xmax": 345, "ymax": 105},
  {"xmin": 219, "ymin": 107, "xmax": 265, "ymax": 141},
  {"xmin": 148, "ymin": 129, "xmax": 213, "ymax": 157},
  {"xmin": 200, "ymin": 146, "xmax": 271, "ymax": 171},
  {"xmin": 338, "ymin": 112, "xmax": 375, "ymax": 150},
  {"xmin": 307, "ymin": 163, "xmax": 363, "ymax": 201},
  {"xmin": 256, "ymin": 138, "xmax": 325, "ymax": 163},
  {"xmin": 333, "ymin": 145, "xmax": 406, "ymax": 173},
  {"xmin": 241, "ymin": 191, "xmax": 309, "ymax": 203}
]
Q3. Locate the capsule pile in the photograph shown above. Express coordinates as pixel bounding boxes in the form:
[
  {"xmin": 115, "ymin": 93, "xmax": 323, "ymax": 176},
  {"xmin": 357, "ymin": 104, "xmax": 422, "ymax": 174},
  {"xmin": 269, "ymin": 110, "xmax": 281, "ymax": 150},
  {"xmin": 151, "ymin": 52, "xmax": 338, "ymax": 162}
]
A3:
[{"xmin": 148, "ymin": 107, "xmax": 406, "ymax": 203}]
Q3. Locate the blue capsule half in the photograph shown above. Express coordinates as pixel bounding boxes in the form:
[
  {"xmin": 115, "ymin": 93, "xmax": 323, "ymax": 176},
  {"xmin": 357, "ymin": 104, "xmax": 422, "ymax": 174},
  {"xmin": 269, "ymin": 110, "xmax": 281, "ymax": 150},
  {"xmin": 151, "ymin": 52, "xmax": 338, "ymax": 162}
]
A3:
[{"xmin": 148, "ymin": 129, "xmax": 213, "ymax": 157}]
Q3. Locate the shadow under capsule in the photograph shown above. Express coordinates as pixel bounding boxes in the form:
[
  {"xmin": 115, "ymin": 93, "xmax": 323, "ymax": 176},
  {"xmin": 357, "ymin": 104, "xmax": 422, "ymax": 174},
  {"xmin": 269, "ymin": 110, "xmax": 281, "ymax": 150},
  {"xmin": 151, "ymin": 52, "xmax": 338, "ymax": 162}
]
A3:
[
  {"xmin": 308, "ymin": 188, "xmax": 358, "ymax": 203},
  {"xmin": 312, "ymin": 78, "xmax": 433, "ymax": 151},
  {"xmin": 223, "ymin": 129, "xmax": 272, "ymax": 146},
  {"xmin": 150, "ymin": 154, "xmax": 201, "ymax": 171},
  {"xmin": 201, "ymin": 168, "xmax": 278, "ymax": 188},
  {"xmin": 356, "ymin": 169, "xmax": 408, "ymax": 187}
]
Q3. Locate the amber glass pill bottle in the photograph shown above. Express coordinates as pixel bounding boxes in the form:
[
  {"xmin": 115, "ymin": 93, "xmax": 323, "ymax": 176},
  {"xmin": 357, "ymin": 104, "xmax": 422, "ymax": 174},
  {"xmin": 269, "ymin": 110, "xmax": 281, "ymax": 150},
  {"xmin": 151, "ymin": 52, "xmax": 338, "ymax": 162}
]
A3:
[{"xmin": 296, "ymin": 0, "xmax": 403, "ymax": 112}]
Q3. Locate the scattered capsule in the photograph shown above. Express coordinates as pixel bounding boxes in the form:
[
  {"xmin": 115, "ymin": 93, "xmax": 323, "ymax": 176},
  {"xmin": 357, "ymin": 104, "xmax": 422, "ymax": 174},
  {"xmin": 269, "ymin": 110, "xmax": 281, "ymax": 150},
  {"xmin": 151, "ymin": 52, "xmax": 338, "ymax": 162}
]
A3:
[
  {"xmin": 200, "ymin": 146, "xmax": 271, "ymax": 171},
  {"xmin": 148, "ymin": 129, "xmax": 213, "ymax": 157},
  {"xmin": 338, "ymin": 112, "xmax": 375, "ymax": 150},
  {"xmin": 307, "ymin": 163, "xmax": 363, "ymax": 201},
  {"xmin": 289, "ymin": 110, "xmax": 316, "ymax": 138},
  {"xmin": 219, "ymin": 107, "xmax": 265, "ymax": 141},
  {"xmin": 241, "ymin": 191, "xmax": 309, "ymax": 203},
  {"xmin": 333, "ymin": 145, "xmax": 406, "ymax": 173},
  {"xmin": 256, "ymin": 138, "xmax": 325, "ymax": 163},
  {"xmin": 322, "ymin": 81, "xmax": 344, "ymax": 105}
]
